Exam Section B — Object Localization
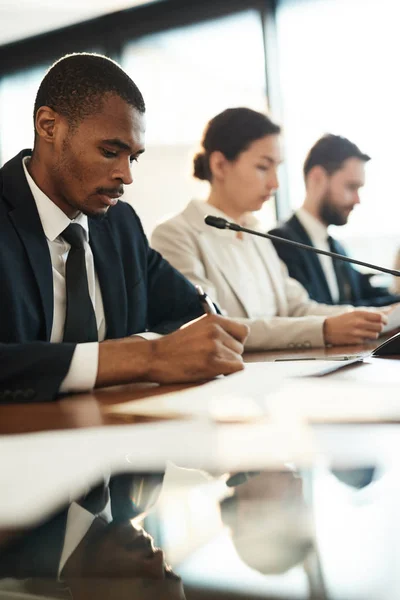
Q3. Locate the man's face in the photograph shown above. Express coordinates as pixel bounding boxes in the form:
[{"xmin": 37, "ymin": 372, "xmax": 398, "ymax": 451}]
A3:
[
  {"xmin": 49, "ymin": 94, "xmax": 145, "ymax": 219},
  {"xmin": 319, "ymin": 157, "xmax": 366, "ymax": 226}
]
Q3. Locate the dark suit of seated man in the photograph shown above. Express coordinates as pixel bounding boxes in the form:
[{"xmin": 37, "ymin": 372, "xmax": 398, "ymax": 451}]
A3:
[
  {"xmin": 0, "ymin": 52, "xmax": 248, "ymax": 404},
  {"xmin": 269, "ymin": 134, "xmax": 400, "ymax": 307}
]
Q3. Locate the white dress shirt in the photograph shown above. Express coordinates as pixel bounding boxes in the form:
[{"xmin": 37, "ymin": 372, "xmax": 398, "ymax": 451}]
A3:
[
  {"xmin": 22, "ymin": 158, "xmax": 159, "ymax": 393},
  {"xmin": 296, "ymin": 207, "xmax": 340, "ymax": 303},
  {"xmin": 22, "ymin": 158, "xmax": 101, "ymax": 392}
]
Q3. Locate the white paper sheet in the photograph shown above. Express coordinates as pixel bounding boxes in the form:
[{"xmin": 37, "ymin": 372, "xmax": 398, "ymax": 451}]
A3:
[{"xmin": 106, "ymin": 360, "xmax": 365, "ymax": 421}]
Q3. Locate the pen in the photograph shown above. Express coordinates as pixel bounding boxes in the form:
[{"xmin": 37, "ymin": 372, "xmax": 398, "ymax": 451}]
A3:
[
  {"xmin": 195, "ymin": 284, "xmax": 218, "ymax": 315},
  {"xmin": 275, "ymin": 357, "xmax": 316, "ymax": 362}
]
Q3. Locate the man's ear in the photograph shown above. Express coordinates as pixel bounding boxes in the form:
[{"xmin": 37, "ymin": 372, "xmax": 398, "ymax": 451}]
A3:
[
  {"xmin": 209, "ymin": 151, "xmax": 229, "ymax": 181},
  {"xmin": 34, "ymin": 106, "xmax": 61, "ymax": 144},
  {"xmin": 307, "ymin": 165, "xmax": 329, "ymax": 192}
]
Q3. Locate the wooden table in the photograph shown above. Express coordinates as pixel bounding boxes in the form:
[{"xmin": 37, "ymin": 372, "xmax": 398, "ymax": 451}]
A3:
[
  {"xmin": 1, "ymin": 336, "xmax": 399, "ymax": 597},
  {"xmin": 0, "ymin": 337, "xmax": 396, "ymax": 435}
]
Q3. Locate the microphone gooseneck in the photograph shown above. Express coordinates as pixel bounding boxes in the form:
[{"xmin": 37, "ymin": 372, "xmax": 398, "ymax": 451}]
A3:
[{"xmin": 204, "ymin": 215, "xmax": 400, "ymax": 278}]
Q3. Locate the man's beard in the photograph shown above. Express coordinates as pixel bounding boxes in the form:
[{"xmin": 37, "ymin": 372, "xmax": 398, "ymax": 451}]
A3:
[{"xmin": 319, "ymin": 192, "xmax": 349, "ymax": 226}]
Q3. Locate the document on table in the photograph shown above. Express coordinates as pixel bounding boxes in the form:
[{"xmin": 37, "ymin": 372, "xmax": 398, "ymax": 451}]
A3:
[
  {"xmin": 106, "ymin": 360, "xmax": 330, "ymax": 422},
  {"xmin": 106, "ymin": 358, "xmax": 400, "ymax": 424},
  {"xmin": 105, "ymin": 359, "xmax": 366, "ymax": 422},
  {"xmin": 265, "ymin": 377, "xmax": 400, "ymax": 423},
  {"xmin": 105, "ymin": 368, "xmax": 275, "ymax": 423}
]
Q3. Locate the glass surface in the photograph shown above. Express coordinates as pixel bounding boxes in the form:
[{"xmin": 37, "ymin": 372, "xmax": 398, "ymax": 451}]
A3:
[{"xmin": 1, "ymin": 457, "xmax": 399, "ymax": 599}]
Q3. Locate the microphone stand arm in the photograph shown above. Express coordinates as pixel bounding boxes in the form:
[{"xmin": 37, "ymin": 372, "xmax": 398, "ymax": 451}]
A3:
[{"xmin": 223, "ymin": 221, "xmax": 400, "ymax": 278}]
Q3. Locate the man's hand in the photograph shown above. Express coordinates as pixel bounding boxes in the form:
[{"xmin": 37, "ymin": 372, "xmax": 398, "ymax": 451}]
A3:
[
  {"xmin": 148, "ymin": 314, "xmax": 249, "ymax": 383},
  {"xmin": 323, "ymin": 310, "xmax": 387, "ymax": 346},
  {"xmin": 96, "ymin": 315, "xmax": 249, "ymax": 388}
]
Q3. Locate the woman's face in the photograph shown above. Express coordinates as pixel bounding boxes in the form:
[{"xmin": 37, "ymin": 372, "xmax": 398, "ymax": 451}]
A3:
[{"xmin": 214, "ymin": 134, "xmax": 282, "ymax": 218}]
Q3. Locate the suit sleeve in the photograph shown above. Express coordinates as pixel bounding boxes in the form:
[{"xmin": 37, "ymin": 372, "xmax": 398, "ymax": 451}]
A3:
[
  {"xmin": 355, "ymin": 270, "xmax": 400, "ymax": 306},
  {"xmin": 123, "ymin": 209, "xmax": 204, "ymax": 333},
  {"xmin": 0, "ymin": 342, "xmax": 75, "ymax": 403},
  {"xmin": 334, "ymin": 240, "xmax": 400, "ymax": 307},
  {"xmin": 145, "ymin": 245, "xmax": 205, "ymax": 333}
]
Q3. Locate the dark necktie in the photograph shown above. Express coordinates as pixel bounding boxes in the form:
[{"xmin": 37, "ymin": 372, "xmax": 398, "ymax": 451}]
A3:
[
  {"xmin": 327, "ymin": 235, "xmax": 352, "ymax": 303},
  {"xmin": 62, "ymin": 223, "xmax": 98, "ymax": 343}
]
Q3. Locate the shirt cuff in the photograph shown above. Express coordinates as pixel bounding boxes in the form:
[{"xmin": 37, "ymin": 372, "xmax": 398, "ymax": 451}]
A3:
[
  {"xmin": 58, "ymin": 502, "xmax": 95, "ymax": 577},
  {"xmin": 133, "ymin": 332, "xmax": 162, "ymax": 340},
  {"xmin": 59, "ymin": 343, "xmax": 99, "ymax": 393}
]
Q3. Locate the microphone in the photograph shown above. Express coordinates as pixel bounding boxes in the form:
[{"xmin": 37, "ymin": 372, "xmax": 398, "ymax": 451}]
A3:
[
  {"xmin": 204, "ymin": 214, "xmax": 400, "ymax": 357},
  {"xmin": 204, "ymin": 215, "xmax": 400, "ymax": 277}
]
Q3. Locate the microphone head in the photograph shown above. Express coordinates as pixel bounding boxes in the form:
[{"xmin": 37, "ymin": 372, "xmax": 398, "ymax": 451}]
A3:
[{"xmin": 204, "ymin": 215, "xmax": 229, "ymax": 229}]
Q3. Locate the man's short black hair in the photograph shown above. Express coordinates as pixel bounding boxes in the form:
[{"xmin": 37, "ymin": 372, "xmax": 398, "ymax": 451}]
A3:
[
  {"xmin": 33, "ymin": 52, "xmax": 145, "ymax": 130},
  {"xmin": 303, "ymin": 134, "xmax": 371, "ymax": 179}
]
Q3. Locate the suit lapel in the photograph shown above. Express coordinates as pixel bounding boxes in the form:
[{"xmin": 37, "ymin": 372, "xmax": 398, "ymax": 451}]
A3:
[
  {"xmin": 290, "ymin": 215, "xmax": 333, "ymax": 302},
  {"xmin": 184, "ymin": 201, "xmax": 278, "ymax": 317},
  {"xmin": 89, "ymin": 218, "xmax": 127, "ymax": 338},
  {"xmin": 182, "ymin": 202, "xmax": 254, "ymax": 315},
  {"xmin": 4, "ymin": 151, "xmax": 54, "ymax": 340}
]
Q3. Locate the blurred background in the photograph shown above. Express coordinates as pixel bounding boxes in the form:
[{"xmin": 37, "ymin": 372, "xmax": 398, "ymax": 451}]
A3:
[{"xmin": 0, "ymin": 0, "xmax": 398, "ymax": 274}]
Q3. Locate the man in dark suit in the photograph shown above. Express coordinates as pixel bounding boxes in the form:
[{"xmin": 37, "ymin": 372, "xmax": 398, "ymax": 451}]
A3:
[
  {"xmin": 0, "ymin": 53, "xmax": 250, "ymax": 584},
  {"xmin": 0, "ymin": 53, "xmax": 248, "ymax": 403},
  {"xmin": 269, "ymin": 134, "xmax": 400, "ymax": 307}
]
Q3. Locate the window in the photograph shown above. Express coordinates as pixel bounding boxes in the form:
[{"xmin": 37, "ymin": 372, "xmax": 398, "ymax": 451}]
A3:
[
  {"xmin": 122, "ymin": 10, "xmax": 274, "ymax": 234},
  {"xmin": 276, "ymin": 0, "xmax": 400, "ymax": 272},
  {"xmin": 0, "ymin": 65, "xmax": 48, "ymax": 164}
]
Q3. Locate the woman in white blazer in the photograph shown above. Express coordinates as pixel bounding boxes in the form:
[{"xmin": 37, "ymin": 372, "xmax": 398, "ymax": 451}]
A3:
[{"xmin": 152, "ymin": 108, "xmax": 386, "ymax": 351}]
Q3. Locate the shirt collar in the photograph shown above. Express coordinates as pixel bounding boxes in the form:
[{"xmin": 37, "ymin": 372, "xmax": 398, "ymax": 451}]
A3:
[
  {"xmin": 22, "ymin": 156, "xmax": 89, "ymax": 242},
  {"xmin": 296, "ymin": 207, "xmax": 328, "ymax": 243}
]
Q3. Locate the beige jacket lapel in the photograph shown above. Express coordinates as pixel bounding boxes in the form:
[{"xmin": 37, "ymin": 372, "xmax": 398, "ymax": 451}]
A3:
[
  {"xmin": 182, "ymin": 200, "xmax": 286, "ymax": 317},
  {"xmin": 250, "ymin": 233, "xmax": 289, "ymax": 316}
]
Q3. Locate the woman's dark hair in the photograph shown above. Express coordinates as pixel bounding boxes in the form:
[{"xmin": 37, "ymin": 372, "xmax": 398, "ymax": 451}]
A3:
[{"xmin": 193, "ymin": 107, "xmax": 281, "ymax": 181}]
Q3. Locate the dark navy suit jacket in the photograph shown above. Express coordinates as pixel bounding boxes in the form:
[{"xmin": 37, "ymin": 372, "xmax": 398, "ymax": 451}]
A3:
[{"xmin": 0, "ymin": 150, "xmax": 203, "ymax": 402}]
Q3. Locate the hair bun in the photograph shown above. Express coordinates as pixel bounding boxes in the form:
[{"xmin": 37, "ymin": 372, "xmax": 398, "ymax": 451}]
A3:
[{"xmin": 193, "ymin": 152, "xmax": 208, "ymax": 181}]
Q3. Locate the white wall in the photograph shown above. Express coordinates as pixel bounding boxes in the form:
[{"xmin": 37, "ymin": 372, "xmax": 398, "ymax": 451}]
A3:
[
  {"xmin": 125, "ymin": 143, "xmax": 279, "ymax": 238},
  {"xmin": 124, "ymin": 143, "xmax": 208, "ymax": 236}
]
